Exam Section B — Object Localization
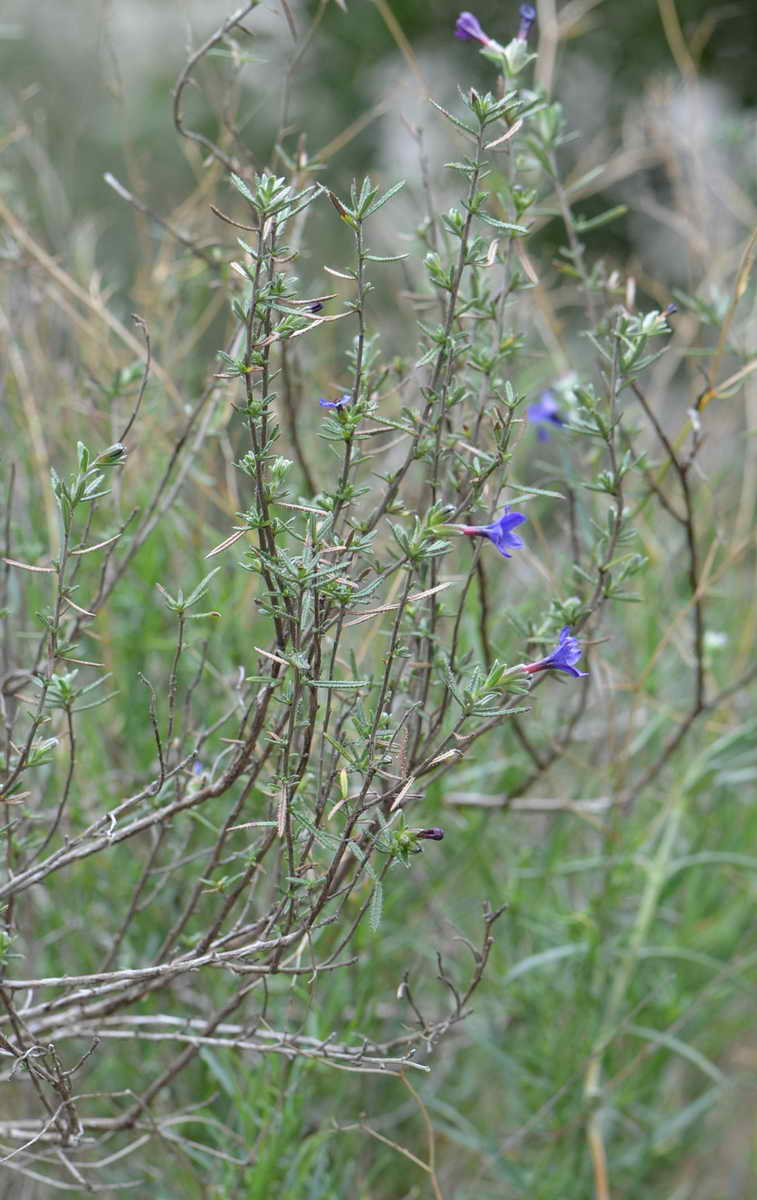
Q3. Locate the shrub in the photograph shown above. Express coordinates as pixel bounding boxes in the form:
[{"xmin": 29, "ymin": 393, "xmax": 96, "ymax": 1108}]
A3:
[{"xmin": 1, "ymin": 4, "xmax": 755, "ymax": 1195}]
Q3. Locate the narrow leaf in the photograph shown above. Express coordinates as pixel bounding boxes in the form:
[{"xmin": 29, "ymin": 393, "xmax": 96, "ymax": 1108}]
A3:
[{"xmin": 368, "ymin": 882, "xmax": 383, "ymax": 931}]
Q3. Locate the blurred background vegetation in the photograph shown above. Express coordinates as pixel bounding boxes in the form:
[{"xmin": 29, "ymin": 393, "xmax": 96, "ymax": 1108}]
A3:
[
  {"xmin": 5, "ymin": 0, "xmax": 757, "ymax": 301},
  {"xmin": 2, "ymin": 2, "xmax": 757, "ymax": 1196}
]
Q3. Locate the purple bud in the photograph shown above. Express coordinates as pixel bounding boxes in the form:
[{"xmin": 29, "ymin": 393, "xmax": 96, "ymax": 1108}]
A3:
[
  {"xmin": 416, "ymin": 827, "xmax": 445, "ymax": 841},
  {"xmin": 517, "ymin": 4, "xmax": 537, "ymax": 41},
  {"xmin": 455, "ymin": 12, "xmax": 490, "ymax": 45},
  {"xmin": 308, "ymin": 301, "xmax": 324, "ymax": 313}
]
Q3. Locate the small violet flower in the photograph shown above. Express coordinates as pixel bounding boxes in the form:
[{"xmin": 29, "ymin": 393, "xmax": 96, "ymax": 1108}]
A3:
[
  {"xmin": 461, "ymin": 506, "xmax": 527, "ymax": 559},
  {"xmin": 308, "ymin": 300, "xmax": 324, "ymax": 314},
  {"xmin": 528, "ymin": 391, "xmax": 564, "ymax": 441},
  {"xmin": 319, "ymin": 393, "xmax": 351, "ymax": 409},
  {"xmin": 517, "ymin": 3, "xmax": 537, "ymax": 41},
  {"xmin": 416, "ymin": 827, "xmax": 445, "ymax": 842},
  {"xmin": 455, "ymin": 11, "xmax": 491, "ymax": 45},
  {"xmin": 522, "ymin": 627, "xmax": 588, "ymax": 678}
]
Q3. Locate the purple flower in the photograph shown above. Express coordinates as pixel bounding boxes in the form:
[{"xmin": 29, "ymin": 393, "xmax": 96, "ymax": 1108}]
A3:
[
  {"xmin": 517, "ymin": 3, "xmax": 537, "ymax": 41},
  {"xmin": 319, "ymin": 393, "xmax": 351, "ymax": 409},
  {"xmin": 522, "ymin": 627, "xmax": 588, "ymax": 678},
  {"xmin": 528, "ymin": 391, "xmax": 564, "ymax": 441},
  {"xmin": 416, "ymin": 827, "xmax": 445, "ymax": 841},
  {"xmin": 455, "ymin": 11, "xmax": 491, "ymax": 45},
  {"xmin": 461, "ymin": 506, "xmax": 527, "ymax": 559},
  {"xmin": 308, "ymin": 300, "xmax": 324, "ymax": 314}
]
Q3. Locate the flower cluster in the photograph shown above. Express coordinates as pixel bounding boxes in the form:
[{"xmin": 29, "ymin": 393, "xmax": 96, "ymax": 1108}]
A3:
[
  {"xmin": 451, "ymin": 505, "xmax": 588, "ymax": 679},
  {"xmin": 455, "ymin": 6, "xmax": 537, "ymax": 74},
  {"xmin": 313, "ymin": 388, "xmax": 586, "ymax": 679},
  {"xmin": 310, "ymin": 0, "xmax": 588, "ymax": 853},
  {"xmin": 455, "ymin": 6, "xmax": 536, "ymax": 47}
]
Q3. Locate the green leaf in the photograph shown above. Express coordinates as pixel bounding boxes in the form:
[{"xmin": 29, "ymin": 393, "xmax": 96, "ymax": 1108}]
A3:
[
  {"xmin": 363, "ymin": 179, "xmax": 406, "ymax": 218},
  {"xmin": 503, "ymin": 942, "xmax": 587, "ymax": 985},
  {"xmin": 429, "ymin": 100, "xmax": 478, "ymax": 139},
  {"xmin": 444, "ymin": 161, "xmax": 478, "ymax": 175},
  {"xmin": 475, "ymin": 212, "xmax": 528, "ymax": 235},
  {"xmin": 574, "ymin": 204, "xmax": 627, "ymax": 234},
  {"xmin": 626, "ymin": 1025, "xmax": 724, "ymax": 1085},
  {"xmin": 230, "ymin": 172, "xmax": 255, "ymax": 206},
  {"xmin": 368, "ymin": 882, "xmax": 383, "ymax": 931},
  {"xmin": 308, "ymin": 679, "xmax": 373, "ymax": 690},
  {"xmin": 509, "ymin": 485, "xmax": 566, "ymax": 500},
  {"xmin": 184, "ymin": 566, "xmax": 222, "ymax": 609}
]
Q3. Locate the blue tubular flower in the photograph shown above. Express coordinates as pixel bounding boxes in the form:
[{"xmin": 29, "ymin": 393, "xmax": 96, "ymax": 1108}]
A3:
[
  {"xmin": 517, "ymin": 3, "xmax": 537, "ymax": 41},
  {"xmin": 523, "ymin": 627, "xmax": 588, "ymax": 677},
  {"xmin": 528, "ymin": 391, "xmax": 564, "ymax": 441},
  {"xmin": 455, "ymin": 11, "xmax": 491, "ymax": 45},
  {"xmin": 461, "ymin": 506, "xmax": 527, "ymax": 559},
  {"xmin": 319, "ymin": 393, "xmax": 351, "ymax": 409}
]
